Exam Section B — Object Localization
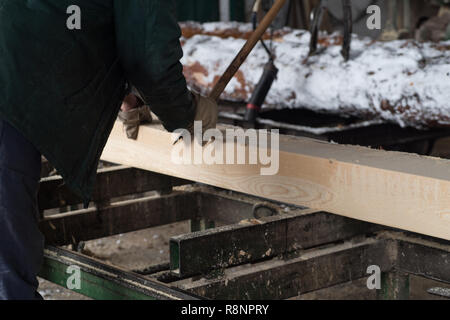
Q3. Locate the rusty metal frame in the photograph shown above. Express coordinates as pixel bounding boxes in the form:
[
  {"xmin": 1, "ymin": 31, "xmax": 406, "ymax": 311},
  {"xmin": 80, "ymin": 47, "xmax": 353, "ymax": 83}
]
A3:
[{"xmin": 38, "ymin": 164, "xmax": 450, "ymax": 300}]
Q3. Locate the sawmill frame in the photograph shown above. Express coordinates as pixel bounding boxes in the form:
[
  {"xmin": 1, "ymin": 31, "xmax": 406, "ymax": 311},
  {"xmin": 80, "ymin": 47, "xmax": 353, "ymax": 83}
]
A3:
[{"xmin": 38, "ymin": 163, "xmax": 450, "ymax": 300}]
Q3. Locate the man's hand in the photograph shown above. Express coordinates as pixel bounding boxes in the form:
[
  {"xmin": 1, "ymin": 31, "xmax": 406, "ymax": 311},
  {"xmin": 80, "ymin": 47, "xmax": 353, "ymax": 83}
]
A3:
[
  {"xmin": 118, "ymin": 93, "xmax": 152, "ymax": 140},
  {"xmin": 187, "ymin": 92, "xmax": 218, "ymax": 135},
  {"xmin": 173, "ymin": 91, "xmax": 218, "ymax": 146}
]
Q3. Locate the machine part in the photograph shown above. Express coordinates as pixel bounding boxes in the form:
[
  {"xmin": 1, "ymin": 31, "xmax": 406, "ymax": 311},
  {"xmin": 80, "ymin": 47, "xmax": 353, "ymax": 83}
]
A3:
[
  {"xmin": 341, "ymin": 0, "xmax": 353, "ymax": 61},
  {"xmin": 244, "ymin": 0, "xmax": 278, "ymax": 125},
  {"xmin": 244, "ymin": 60, "xmax": 279, "ymax": 124},
  {"xmin": 252, "ymin": 0, "xmax": 275, "ymax": 59},
  {"xmin": 309, "ymin": 0, "xmax": 353, "ymax": 61},
  {"xmin": 219, "ymin": 106, "xmax": 450, "ymax": 155},
  {"xmin": 308, "ymin": 0, "xmax": 328, "ymax": 56},
  {"xmin": 252, "ymin": 202, "xmax": 279, "ymax": 219}
]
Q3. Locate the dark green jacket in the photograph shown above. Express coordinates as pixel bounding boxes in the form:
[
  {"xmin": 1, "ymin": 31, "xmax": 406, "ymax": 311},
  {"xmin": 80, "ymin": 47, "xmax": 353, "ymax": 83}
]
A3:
[{"xmin": 0, "ymin": 0, "xmax": 195, "ymax": 202}]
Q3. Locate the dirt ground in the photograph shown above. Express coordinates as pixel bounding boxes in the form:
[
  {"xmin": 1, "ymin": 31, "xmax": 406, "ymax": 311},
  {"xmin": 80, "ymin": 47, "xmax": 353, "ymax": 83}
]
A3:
[{"xmin": 38, "ymin": 137, "xmax": 450, "ymax": 300}]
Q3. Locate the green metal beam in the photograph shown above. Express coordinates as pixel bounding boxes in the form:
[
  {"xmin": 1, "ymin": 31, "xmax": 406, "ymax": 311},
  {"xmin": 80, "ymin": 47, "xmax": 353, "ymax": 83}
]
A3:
[
  {"xmin": 39, "ymin": 246, "xmax": 200, "ymax": 300},
  {"xmin": 378, "ymin": 271, "xmax": 410, "ymax": 300}
]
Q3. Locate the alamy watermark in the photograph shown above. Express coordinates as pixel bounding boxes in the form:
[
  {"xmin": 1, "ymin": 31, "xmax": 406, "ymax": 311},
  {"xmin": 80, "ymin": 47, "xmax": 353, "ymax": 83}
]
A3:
[
  {"xmin": 366, "ymin": 5, "xmax": 382, "ymax": 30},
  {"xmin": 66, "ymin": 5, "xmax": 81, "ymax": 30},
  {"xmin": 367, "ymin": 265, "xmax": 381, "ymax": 290},
  {"xmin": 66, "ymin": 4, "xmax": 383, "ymax": 32},
  {"xmin": 171, "ymin": 121, "xmax": 280, "ymax": 176},
  {"xmin": 66, "ymin": 265, "xmax": 81, "ymax": 290}
]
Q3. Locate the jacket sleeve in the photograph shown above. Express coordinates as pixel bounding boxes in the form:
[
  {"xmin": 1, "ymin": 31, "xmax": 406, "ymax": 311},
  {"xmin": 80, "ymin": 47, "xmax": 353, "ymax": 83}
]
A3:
[{"xmin": 114, "ymin": 0, "xmax": 195, "ymax": 132}]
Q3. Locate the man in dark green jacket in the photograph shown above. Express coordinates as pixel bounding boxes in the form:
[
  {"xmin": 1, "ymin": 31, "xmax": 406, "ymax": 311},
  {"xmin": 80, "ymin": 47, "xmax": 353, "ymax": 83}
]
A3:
[{"xmin": 0, "ymin": 0, "xmax": 217, "ymax": 299}]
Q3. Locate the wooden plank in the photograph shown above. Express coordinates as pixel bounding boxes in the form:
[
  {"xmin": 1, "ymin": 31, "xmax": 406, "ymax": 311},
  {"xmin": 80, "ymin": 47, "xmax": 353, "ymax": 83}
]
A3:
[
  {"xmin": 39, "ymin": 165, "xmax": 191, "ymax": 210},
  {"xmin": 101, "ymin": 122, "xmax": 450, "ymax": 240},
  {"xmin": 177, "ymin": 238, "xmax": 391, "ymax": 299},
  {"xmin": 40, "ymin": 191, "xmax": 198, "ymax": 246},
  {"xmin": 170, "ymin": 209, "xmax": 381, "ymax": 277}
]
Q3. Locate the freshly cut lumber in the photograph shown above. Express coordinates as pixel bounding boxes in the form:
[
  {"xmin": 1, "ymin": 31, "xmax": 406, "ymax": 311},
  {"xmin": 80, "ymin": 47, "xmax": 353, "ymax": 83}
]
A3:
[
  {"xmin": 101, "ymin": 122, "xmax": 450, "ymax": 240},
  {"xmin": 180, "ymin": 22, "xmax": 450, "ymax": 129}
]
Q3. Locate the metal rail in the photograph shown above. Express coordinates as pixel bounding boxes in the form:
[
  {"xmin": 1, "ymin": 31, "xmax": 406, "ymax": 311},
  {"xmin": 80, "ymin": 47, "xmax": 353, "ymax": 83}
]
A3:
[{"xmin": 40, "ymin": 246, "xmax": 199, "ymax": 300}]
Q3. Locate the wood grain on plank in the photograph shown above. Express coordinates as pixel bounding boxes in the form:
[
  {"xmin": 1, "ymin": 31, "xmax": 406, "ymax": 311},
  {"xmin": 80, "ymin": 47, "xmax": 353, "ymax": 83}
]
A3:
[{"xmin": 101, "ymin": 122, "xmax": 450, "ymax": 240}]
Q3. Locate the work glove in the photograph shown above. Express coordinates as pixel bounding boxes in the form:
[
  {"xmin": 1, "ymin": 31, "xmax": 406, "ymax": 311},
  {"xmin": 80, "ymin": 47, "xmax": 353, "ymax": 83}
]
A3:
[
  {"xmin": 118, "ymin": 92, "xmax": 153, "ymax": 140},
  {"xmin": 186, "ymin": 91, "xmax": 218, "ymax": 135}
]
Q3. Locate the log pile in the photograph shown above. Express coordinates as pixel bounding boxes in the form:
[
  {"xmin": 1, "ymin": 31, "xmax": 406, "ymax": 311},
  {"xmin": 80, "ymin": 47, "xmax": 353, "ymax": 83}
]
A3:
[{"xmin": 180, "ymin": 22, "xmax": 450, "ymax": 129}]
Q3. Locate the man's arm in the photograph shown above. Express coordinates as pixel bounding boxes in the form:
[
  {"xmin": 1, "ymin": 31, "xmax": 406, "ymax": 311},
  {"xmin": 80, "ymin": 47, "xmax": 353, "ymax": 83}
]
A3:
[{"xmin": 114, "ymin": 0, "xmax": 195, "ymax": 132}]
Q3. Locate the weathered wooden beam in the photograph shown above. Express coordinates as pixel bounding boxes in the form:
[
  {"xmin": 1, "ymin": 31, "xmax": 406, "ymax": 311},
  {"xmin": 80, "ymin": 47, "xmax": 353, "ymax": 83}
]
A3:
[
  {"xmin": 170, "ymin": 209, "xmax": 382, "ymax": 277},
  {"xmin": 177, "ymin": 238, "xmax": 391, "ymax": 300},
  {"xmin": 384, "ymin": 232, "xmax": 450, "ymax": 284},
  {"xmin": 39, "ymin": 165, "xmax": 191, "ymax": 210},
  {"xmin": 40, "ymin": 191, "xmax": 198, "ymax": 246},
  {"xmin": 198, "ymin": 190, "xmax": 283, "ymax": 224},
  {"xmin": 101, "ymin": 122, "xmax": 450, "ymax": 240}
]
